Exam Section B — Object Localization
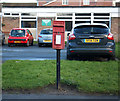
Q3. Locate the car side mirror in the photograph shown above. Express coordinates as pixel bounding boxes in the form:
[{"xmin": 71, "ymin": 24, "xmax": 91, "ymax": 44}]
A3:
[
  {"xmin": 9, "ymin": 33, "xmax": 11, "ymax": 37},
  {"xmin": 26, "ymin": 33, "xmax": 29, "ymax": 37},
  {"xmin": 67, "ymin": 33, "xmax": 70, "ymax": 36}
]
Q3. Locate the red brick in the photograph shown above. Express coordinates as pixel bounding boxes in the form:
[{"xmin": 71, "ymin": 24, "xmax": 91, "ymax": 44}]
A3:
[{"xmin": 111, "ymin": 17, "xmax": 120, "ymax": 42}]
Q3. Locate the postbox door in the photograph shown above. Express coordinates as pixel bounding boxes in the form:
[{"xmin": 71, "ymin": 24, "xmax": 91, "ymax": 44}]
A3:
[{"xmin": 52, "ymin": 21, "xmax": 65, "ymax": 49}]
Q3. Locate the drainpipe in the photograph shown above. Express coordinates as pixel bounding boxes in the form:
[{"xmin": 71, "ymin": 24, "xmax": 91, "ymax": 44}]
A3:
[
  {"xmin": 91, "ymin": 12, "xmax": 94, "ymax": 24},
  {"xmin": 72, "ymin": 13, "xmax": 75, "ymax": 28},
  {"xmin": 109, "ymin": 13, "xmax": 112, "ymax": 31}
]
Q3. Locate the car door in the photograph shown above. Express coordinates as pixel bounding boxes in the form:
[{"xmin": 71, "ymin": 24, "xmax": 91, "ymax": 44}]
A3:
[{"xmin": 27, "ymin": 30, "xmax": 33, "ymax": 44}]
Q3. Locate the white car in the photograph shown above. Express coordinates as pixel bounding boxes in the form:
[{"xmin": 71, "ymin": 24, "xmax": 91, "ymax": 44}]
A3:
[{"xmin": 38, "ymin": 28, "xmax": 53, "ymax": 47}]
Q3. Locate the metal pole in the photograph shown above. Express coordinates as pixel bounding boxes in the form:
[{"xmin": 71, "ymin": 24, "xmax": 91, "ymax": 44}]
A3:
[{"xmin": 56, "ymin": 49, "xmax": 61, "ymax": 89}]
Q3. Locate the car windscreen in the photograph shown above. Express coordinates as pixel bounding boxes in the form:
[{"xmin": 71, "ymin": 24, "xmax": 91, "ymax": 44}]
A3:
[
  {"xmin": 11, "ymin": 30, "xmax": 25, "ymax": 37},
  {"xmin": 74, "ymin": 25, "xmax": 109, "ymax": 34},
  {"xmin": 40, "ymin": 30, "xmax": 53, "ymax": 34}
]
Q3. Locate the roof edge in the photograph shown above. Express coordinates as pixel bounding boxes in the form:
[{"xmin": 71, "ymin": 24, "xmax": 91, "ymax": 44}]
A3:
[{"xmin": 2, "ymin": 6, "xmax": 120, "ymax": 8}]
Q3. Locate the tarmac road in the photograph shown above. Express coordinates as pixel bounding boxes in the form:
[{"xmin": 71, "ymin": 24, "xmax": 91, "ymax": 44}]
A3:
[
  {"xmin": 2, "ymin": 44, "xmax": 112, "ymax": 62},
  {"xmin": 2, "ymin": 44, "xmax": 67, "ymax": 62}
]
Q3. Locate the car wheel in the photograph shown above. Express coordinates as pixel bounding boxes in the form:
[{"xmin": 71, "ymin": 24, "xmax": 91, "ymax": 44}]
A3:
[
  {"xmin": 31, "ymin": 40, "xmax": 33, "ymax": 46},
  {"xmin": 38, "ymin": 43, "xmax": 42, "ymax": 47},
  {"xmin": 26, "ymin": 40, "xmax": 29, "ymax": 47},
  {"xmin": 107, "ymin": 56, "xmax": 115, "ymax": 61},
  {"xmin": 8, "ymin": 43, "xmax": 11, "ymax": 47},
  {"xmin": 67, "ymin": 54, "xmax": 73, "ymax": 60}
]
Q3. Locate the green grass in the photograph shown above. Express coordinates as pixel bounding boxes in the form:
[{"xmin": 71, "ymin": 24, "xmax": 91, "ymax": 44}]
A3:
[
  {"xmin": 115, "ymin": 42, "xmax": 120, "ymax": 59},
  {"xmin": 2, "ymin": 60, "xmax": 118, "ymax": 94},
  {"xmin": 33, "ymin": 41, "xmax": 38, "ymax": 45}
]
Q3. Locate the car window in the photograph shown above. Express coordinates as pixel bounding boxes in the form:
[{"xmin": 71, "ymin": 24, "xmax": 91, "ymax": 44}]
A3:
[
  {"xmin": 40, "ymin": 29, "xmax": 53, "ymax": 34},
  {"xmin": 11, "ymin": 30, "xmax": 25, "ymax": 37},
  {"xmin": 74, "ymin": 25, "xmax": 109, "ymax": 34}
]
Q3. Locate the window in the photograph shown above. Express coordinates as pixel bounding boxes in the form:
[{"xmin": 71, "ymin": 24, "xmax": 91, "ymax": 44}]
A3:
[
  {"xmin": 4, "ymin": 13, "xmax": 10, "ymax": 15},
  {"xmin": 83, "ymin": 0, "xmax": 90, "ymax": 5},
  {"xmin": 74, "ymin": 25, "xmax": 109, "ymax": 34},
  {"xmin": 11, "ymin": 30, "xmax": 25, "ymax": 37},
  {"xmin": 62, "ymin": 0, "xmax": 68, "ymax": 5},
  {"xmin": 40, "ymin": 30, "xmax": 53, "ymax": 34},
  {"xmin": 21, "ymin": 21, "xmax": 36, "ymax": 28},
  {"xmin": 12, "ymin": 13, "xmax": 19, "ymax": 16},
  {"xmin": 21, "ymin": 13, "xmax": 30, "ymax": 16},
  {"xmin": 65, "ymin": 21, "xmax": 72, "ymax": 31}
]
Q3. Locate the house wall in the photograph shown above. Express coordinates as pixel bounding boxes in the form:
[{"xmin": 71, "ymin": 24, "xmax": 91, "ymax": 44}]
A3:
[
  {"xmin": 37, "ymin": 17, "xmax": 55, "ymax": 35},
  {"xmin": 0, "ymin": 4, "xmax": 1, "ymax": 12},
  {"xmin": 2, "ymin": 17, "xmax": 19, "ymax": 43},
  {"xmin": 2, "ymin": 7, "xmax": 119, "ymax": 42},
  {"xmin": 2, "ymin": 3, "xmax": 37, "ymax": 7},
  {"xmin": 3, "ymin": 16, "xmax": 119, "ymax": 42},
  {"xmin": 0, "ymin": 3, "xmax": 1, "ymax": 31},
  {"xmin": 111, "ymin": 17, "xmax": 120, "ymax": 42},
  {"xmin": 81, "ymin": 0, "xmax": 113, "ymax": 6},
  {"xmin": 39, "ymin": 0, "xmax": 113, "ymax": 6}
]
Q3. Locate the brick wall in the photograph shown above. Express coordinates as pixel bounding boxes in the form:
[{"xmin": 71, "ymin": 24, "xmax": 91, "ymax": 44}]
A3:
[
  {"xmin": 0, "ymin": 3, "xmax": 1, "ymax": 12},
  {"xmin": 0, "ymin": 15, "xmax": 1, "ymax": 31},
  {"xmin": 39, "ymin": 0, "xmax": 113, "ymax": 6},
  {"xmin": 2, "ymin": 17, "xmax": 19, "ymax": 43},
  {"xmin": 0, "ymin": 3, "xmax": 1, "ymax": 31},
  {"xmin": 118, "ymin": 17, "xmax": 120, "ymax": 42},
  {"xmin": 111, "ymin": 17, "xmax": 120, "ymax": 42},
  {"xmin": 2, "ymin": 17, "xmax": 19, "ymax": 33},
  {"xmin": 3, "ymin": 3, "xmax": 37, "ymax": 7},
  {"xmin": 37, "ymin": 17, "xmax": 55, "ymax": 36}
]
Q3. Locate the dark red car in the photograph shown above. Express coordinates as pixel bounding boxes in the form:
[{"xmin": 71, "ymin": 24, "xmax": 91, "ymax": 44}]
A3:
[{"xmin": 8, "ymin": 28, "xmax": 34, "ymax": 47}]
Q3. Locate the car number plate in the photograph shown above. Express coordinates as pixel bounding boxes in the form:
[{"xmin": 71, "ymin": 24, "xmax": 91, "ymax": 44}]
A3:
[
  {"xmin": 84, "ymin": 39, "xmax": 100, "ymax": 43},
  {"xmin": 43, "ymin": 40, "xmax": 51, "ymax": 42},
  {"xmin": 14, "ymin": 41, "xmax": 21, "ymax": 43}
]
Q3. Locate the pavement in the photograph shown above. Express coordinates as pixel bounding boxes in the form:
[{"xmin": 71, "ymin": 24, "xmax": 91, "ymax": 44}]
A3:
[{"xmin": 2, "ymin": 94, "xmax": 119, "ymax": 99}]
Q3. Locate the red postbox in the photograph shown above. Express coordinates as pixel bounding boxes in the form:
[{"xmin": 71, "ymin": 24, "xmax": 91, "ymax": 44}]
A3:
[{"xmin": 52, "ymin": 21, "xmax": 65, "ymax": 50}]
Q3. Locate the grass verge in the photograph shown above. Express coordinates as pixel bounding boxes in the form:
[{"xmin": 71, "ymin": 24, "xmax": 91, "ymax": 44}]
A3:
[
  {"xmin": 33, "ymin": 41, "xmax": 38, "ymax": 45},
  {"xmin": 2, "ymin": 60, "xmax": 118, "ymax": 95},
  {"xmin": 115, "ymin": 42, "xmax": 120, "ymax": 59}
]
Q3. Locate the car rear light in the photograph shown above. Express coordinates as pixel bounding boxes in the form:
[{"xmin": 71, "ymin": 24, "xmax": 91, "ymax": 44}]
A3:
[
  {"xmin": 107, "ymin": 33, "xmax": 114, "ymax": 40},
  {"xmin": 109, "ymin": 50, "xmax": 112, "ymax": 53},
  {"xmin": 38, "ymin": 35, "xmax": 42, "ymax": 38},
  {"xmin": 69, "ymin": 34, "xmax": 76, "ymax": 40},
  {"xmin": 70, "ymin": 50, "xmax": 74, "ymax": 53}
]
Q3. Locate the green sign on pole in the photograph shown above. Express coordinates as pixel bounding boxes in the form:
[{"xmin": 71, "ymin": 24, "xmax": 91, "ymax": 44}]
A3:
[{"xmin": 42, "ymin": 19, "xmax": 51, "ymax": 26}]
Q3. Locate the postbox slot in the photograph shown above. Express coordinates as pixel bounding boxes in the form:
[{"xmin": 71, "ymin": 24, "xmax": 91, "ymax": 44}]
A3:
[
  {"xmin": 53, "ymin": 27, "xmax": 64, "ymax": 32},
  {"xmin": 53, "ymin": 21, "xmax": 64, "ymax": 26}
]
